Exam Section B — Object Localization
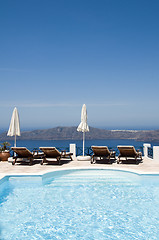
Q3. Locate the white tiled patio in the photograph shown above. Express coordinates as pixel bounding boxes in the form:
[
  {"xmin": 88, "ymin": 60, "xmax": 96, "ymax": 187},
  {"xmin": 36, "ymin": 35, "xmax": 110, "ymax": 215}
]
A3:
[{"xmin": 0, "ymin": 156, "xmax": 159, "ymax": 180}]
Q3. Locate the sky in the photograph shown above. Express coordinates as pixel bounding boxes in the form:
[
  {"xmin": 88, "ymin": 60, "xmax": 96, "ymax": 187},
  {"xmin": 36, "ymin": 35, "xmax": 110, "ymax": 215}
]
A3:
[{"xmin": 0, "ymin": 0, "xmax": 159, "ymax": 130}]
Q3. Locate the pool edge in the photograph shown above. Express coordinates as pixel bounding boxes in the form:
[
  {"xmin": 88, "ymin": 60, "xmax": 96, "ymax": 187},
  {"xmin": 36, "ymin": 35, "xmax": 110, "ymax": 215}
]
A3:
[{"xmin": 1, "ymin": 166, "xmax": 159, "ymax": 183}]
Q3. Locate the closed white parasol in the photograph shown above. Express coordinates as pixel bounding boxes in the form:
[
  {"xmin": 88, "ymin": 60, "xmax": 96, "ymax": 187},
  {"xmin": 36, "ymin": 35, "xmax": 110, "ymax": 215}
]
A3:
[
  {"xmin": 7, "ymin": 107, "xmax": 21, "ymax": 147},
  {"xmin": 77, "ymin": 104, "xmax": 89, "ymax": 156}
]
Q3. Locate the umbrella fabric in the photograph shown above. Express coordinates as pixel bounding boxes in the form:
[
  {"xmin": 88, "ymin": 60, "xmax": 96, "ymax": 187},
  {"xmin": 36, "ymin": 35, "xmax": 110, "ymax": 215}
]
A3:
[
  {"xmin": 77, "ymin": 104, "xmax": 89, "ymax": 156},
  {"xmin": 77, "ymin": 104, "xmax": 89, "ymax": 132},
  {"xmin": 7, "ymin": 107, "xmax": 20, "ymax": 147}
]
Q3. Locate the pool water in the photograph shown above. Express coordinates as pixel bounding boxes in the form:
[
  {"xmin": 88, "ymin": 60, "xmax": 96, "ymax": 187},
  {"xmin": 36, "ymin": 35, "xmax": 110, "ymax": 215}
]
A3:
[{"xmin": 0, "ymin": 169, "xmax": 159, "ymax": 240}]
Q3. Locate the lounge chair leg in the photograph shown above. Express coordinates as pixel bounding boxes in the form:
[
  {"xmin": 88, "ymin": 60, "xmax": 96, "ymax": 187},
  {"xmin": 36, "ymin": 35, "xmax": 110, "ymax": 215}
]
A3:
[
  {"xmin": 140, "ymin": 154, "xmax": 143, "ymax": 161},
  {"xmin": 12, "ymin": 160, "xmax": 16, "ymax": 165},
  {"xmin": 93, "ymin": 157, "xmax": 96, "ymax": 164},
  {"xmin": 58, "ymin": 159, "xmax": 61, "ymax": 165},
  {"xmin": 12, "ymin": 157, "xmax": 17, "ymax": 165},
  {"xmin": 57, "ymin": 157, "xmax": 61, "ymax": 165},
  {"xmin": 41, "ymin": 156, "xmax": 47, "ymax": 165},
  {"xmin": 29, "ymin": 158, "xmax": 33, "ymax": 166},
  {"xmin": 91, "ymin": 156, "xmax": 95, "ymax": 164}
]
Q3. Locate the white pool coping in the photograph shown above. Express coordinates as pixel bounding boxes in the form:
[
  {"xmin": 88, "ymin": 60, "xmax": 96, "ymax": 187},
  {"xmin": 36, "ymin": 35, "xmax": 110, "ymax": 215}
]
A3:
[{"xmin": 1, "ymin": 156, "xmax": 159, "ymax": 181}]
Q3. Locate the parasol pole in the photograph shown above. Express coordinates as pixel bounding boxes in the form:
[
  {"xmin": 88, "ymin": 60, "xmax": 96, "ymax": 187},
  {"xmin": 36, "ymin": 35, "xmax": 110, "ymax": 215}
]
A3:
[
  {"xmin": 83, "ymin": 131, "xmax": 85, "ymax": 156},
  {"xmin": 14, "ymin": 134, "xmax": 16, "ymax": 147}
]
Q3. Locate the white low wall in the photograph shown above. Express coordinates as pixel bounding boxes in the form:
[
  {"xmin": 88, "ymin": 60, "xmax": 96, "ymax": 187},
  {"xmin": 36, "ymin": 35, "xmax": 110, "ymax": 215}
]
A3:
[
  {"xmin": 153, "ymin": 146, "xmax": 159, "ymax": 161},
  {"xmin": 143, "ymin": 143, "xmax": 151, "ymax": 158},
  {"xmin": 143, "ymin": 143, "xmax": 159, "ymax": 161},
  {"xmin": 69, "ymin": 144, "xmax": 76, "ymax": 161}
]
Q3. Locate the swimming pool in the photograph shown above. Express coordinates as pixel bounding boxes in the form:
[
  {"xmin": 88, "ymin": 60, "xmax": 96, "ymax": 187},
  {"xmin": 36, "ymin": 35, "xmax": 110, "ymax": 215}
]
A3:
[{"xmin": 0, "ymin": 169, "xmax": 159, "ymax": 240}]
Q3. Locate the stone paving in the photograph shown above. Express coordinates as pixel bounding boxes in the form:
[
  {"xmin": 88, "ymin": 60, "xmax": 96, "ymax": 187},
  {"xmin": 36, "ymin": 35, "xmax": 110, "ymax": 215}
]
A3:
[{"xmin": 0, "ymin": 156, "xmax": 159, "ymax": 180}]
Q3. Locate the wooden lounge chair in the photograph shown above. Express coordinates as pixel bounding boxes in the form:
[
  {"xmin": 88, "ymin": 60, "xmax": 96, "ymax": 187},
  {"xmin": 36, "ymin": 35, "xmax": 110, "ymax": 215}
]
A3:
[
  {"xmin": 117, "ymin": 145, "xmax": 142, "ymax": 164},
  {"xmin": 11, "ymin": 147, "xmax": 43, "ymax": 165},
  {"xmin": 39, "ymin": 147, "xmax": 73, "ymax": 165},
  {"xmin": 91, "ymin": 146, "xmax": 116, "ymax": 164}
]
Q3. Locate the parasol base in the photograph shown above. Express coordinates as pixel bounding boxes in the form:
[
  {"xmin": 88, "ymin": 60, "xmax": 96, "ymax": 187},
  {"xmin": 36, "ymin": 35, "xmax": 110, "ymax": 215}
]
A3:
[{"xmin": 77, "ymin": 156, "xmax": 91, "ymax": 161}]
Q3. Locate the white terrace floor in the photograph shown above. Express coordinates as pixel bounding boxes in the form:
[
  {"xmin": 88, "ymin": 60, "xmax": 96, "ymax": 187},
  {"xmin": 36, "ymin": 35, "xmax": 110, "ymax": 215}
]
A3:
[{"xmin": 0, "ymin": 156, "xmax": 159, "ymax": 180}]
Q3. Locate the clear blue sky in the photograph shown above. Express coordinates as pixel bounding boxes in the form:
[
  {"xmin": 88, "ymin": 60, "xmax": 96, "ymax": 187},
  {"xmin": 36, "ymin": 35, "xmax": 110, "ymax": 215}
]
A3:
[{"xmin": 0, "ymin": 0, "xmax": 159, "ymax": 130}]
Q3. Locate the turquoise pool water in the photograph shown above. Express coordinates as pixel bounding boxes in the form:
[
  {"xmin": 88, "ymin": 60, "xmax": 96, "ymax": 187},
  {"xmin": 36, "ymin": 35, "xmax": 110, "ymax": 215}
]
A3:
[{"xmin": 0, "ymin": 169, "xmax": 159, "ymax": 240}]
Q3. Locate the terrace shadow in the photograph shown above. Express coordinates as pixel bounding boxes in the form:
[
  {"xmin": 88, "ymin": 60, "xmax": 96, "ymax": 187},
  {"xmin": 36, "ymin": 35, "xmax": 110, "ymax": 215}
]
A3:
[{"xmin": 117, "ymin": 158, "xmax": 143, "ymax": 165}]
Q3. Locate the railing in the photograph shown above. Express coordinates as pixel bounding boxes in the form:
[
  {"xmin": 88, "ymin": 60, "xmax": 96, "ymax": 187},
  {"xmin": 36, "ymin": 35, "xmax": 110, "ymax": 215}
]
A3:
[
  {"xmin": 76, "ymin": 147, "xmax": 93, "ymax": 156},
  {"xmin": 9, "ymin": 149, "xmax": 14, "ymax": 157},
  {"xmin": 56, "ymin": 147, "xmax": 69, "ymax": 152},
  {"xmin": 76, "ymin": 146, "xmax": 143, "ymax": 156},
  {"xmin": 148, "ymin": 147, "xmax": 153, "ymax": 159}
]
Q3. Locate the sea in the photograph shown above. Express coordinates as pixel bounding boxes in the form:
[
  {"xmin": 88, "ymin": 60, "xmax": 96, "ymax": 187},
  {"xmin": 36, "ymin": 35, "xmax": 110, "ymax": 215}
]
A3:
[{"xmin": 3, "ymin": 139, "xmax": 159, "ymax": 156}]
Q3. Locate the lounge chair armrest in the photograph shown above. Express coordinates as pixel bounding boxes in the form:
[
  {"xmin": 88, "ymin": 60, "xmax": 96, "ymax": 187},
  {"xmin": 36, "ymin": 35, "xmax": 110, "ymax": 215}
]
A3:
[
  {"xmin": 110, "ymin": 150, "xmax": 116, "ymax": 155},
  {"xmin": 32, "ymin": 149, "xmax": 39, "ymax": 154},
  {"xmin": 136, "ymin": 149, "xmax": 142, "ymax": 154},
  {"xmin": 65, "ymin": 152, "xmax": 73, "ymax": 155},
  {"xmin": 69, "ymin": 152, "xmax": 73, "ymax": 155},
  {"xmin": 110, "ymin": 151, "xmax": 116, "ymax": 159}
]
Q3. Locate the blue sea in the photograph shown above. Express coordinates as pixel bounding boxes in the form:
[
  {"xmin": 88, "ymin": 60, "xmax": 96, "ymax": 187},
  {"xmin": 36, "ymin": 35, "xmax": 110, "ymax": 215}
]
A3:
[{"xmin": 4, "ymin": 139, "xmax": 158, "ymax": 155}]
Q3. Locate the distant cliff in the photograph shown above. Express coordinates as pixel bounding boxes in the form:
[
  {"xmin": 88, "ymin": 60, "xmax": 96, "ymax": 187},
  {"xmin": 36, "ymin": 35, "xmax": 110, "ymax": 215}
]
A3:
[{"xmin": 0, "ymin": 126, "xmax": 159, "ymax": 142}]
